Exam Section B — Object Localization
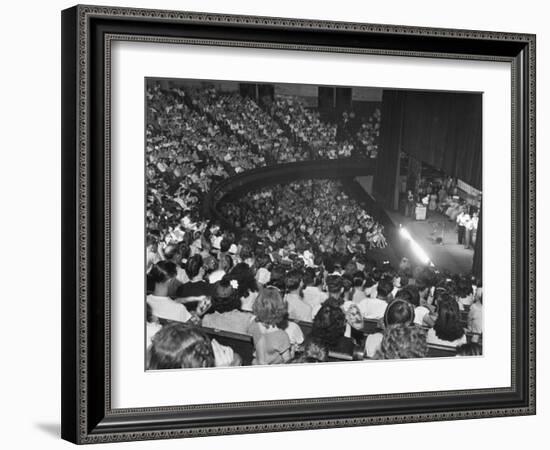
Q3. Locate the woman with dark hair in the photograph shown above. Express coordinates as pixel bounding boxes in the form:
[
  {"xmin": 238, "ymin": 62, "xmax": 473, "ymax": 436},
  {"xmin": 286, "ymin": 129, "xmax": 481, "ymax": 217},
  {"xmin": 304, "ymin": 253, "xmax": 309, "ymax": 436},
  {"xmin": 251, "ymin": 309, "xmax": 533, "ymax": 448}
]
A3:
[
  {"xmin": 267, "ymin": 265, "xmax": 287, "ymax": 291},
  {"xmin": 427, "ymin": 294, "xmax": 467, "ymax": 347},
  {"xmin": 175, "ymin": 254, "xmax": 211, "ymax": 299},
  {"xmin": 311, "ymin": 302, "xmax": 347, "ymax": 350},
  {"xmin": 147, "ymin": 261, "xmax": 192, "ymax": 323},
  {"xmin": 456, "ymin": 275, "xmax": 474, "ymax": 310},
  {"xmin": 148, "ymin": 322, "xmax": 237, "ymax": 369},
  {"xmin": 247, "ymin": 287, "xmax": 292, "ymax": 365},
  {"xmin": 365, "ymin": 299, "xmax": 416, "ymax": 358},
  {"xmin": 226, "ymin": 262, "xmax": 260, "ymax": 312},
  {"xmin": 289, "ymin": 337, "xmax": 328, "ymax": 364},
  {"xmin": 254, "ymin": 253, "xmax": 272, "ymax": 286},
  {"xmin": 302, "ymin": 268, "xmax": 328, "ymax": 315},
  {"xmin": 284, "ymin": 270, "xmax": 312, "ymax": 322},
  {"xmin": 375, "ymin": 324, "xmax": 428, "ymax": 360},
  {"xmin": 350, "ymin": 271, "xmax": 367, "ymax": 304},
  {"xmin": 201, "ymin": 279, "xmax": 254, "ymax": 334}
]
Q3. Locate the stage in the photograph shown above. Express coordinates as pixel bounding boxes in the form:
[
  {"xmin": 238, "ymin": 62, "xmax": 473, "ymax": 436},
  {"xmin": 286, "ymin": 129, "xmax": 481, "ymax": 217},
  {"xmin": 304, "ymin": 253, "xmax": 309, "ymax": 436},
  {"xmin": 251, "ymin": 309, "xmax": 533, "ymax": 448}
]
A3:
[{"xmin": 385, "ymin": 209, "xmax": 474, "ymax": 274}]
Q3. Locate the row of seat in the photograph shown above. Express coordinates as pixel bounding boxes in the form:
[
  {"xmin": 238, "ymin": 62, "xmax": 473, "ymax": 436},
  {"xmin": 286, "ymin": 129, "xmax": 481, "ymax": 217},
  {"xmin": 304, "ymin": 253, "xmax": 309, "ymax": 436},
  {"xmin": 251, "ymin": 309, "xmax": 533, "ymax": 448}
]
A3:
[{"xmin": 197, "ymin": 319, "xmax": 479, "ymax": 364}]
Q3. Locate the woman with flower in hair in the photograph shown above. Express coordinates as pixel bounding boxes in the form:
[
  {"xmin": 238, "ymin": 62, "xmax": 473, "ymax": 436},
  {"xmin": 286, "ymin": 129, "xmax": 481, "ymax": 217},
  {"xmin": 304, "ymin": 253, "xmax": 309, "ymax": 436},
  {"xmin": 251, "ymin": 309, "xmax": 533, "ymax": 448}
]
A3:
[
  {"xmin": 226, "ymin": 262, "xmax": 260, "ymax": 312},
  {"xmin": 201, "ymin": 278, "xmax": 254, "ymax": 335},
  {"xmin": 247, "ymin": 286, "xmax": 292, "ymax": 365}
]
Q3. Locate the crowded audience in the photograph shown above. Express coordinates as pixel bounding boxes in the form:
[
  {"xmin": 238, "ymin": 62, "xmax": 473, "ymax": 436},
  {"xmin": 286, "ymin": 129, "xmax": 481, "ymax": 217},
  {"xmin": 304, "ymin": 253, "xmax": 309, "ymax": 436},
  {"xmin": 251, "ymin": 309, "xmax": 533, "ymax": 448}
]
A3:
[{"xmin": 145, "ymin": 83, "xmax": 482, "ymax": 370}]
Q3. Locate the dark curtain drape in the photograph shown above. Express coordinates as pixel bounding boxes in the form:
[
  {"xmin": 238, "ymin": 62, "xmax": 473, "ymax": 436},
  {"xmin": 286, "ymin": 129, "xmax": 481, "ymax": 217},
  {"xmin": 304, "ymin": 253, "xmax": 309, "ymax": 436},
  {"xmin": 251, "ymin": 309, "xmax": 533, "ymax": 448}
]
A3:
[
  {"xmin": 400, "ymin": 91, "xmax": 482, "ymax": 190},
  {"xmin": 472, "ymin": 204, "xmax": 482, "ymax": 280},
  {"xmin": 373, "ymin": 90, "xmax": 404, "ymax": 209}
]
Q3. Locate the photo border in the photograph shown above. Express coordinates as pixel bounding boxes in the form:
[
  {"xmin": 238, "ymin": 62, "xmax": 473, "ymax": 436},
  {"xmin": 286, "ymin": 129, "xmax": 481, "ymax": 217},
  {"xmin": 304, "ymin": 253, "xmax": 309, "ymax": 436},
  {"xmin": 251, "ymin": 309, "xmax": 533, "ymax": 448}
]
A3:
[{"xmin": 61, "ymin": 4, "xmax": 535, "ymax": 444}]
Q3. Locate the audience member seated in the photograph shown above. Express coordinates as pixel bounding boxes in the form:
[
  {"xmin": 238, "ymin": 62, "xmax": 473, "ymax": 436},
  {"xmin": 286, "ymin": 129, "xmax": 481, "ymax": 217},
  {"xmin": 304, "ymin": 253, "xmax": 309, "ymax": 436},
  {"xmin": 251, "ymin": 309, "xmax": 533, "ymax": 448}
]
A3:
[
  {"xmin": 175, "ymin": 255, "xmax": 211, "ymax": 300},
  {"xmin": 201, "ymin": 279, "xmax": 254, "ymax": 335},
  {"xmin": 148, "ymin": 323, "xmax": 237, "ymax": 369},
  {"xmin": 284, "ymin": 270, "xmax": 313, "ymax": 322},
  {"xmin": 144, "ymin": 83, "xmax": 483, "ymax": 369},
  {"xmin": 225, "ymin": 262, "xmax": 260, "ymax": 312},
  {"xmin": 290, "ymin": 338, "xmax": 329, "ymax": 364},
  {"xmin": 247, "ymin": 287, "xmax": 293, "ymax": 365},
  {"xmin": 468, "ymin": 286, "xmax": 483, "ymax": 338},
  {"xmin": 147, "ymin": 261, "xmax": 193, "ymax": 324},
  {"xmin": 375, "ymin": 324, "xmax": 428, "ymax": 360},
  {"xmin": 426, "ymin": 294, "xmax": 467, "ymax": 347},
  {"xmin": 456, "ymin": 276, "xmax": 474, "ymax": 310},
  {"xmin": 357, "ymin": 275, "xmax": 392, "ymax": 319},
  {"xmin": 311, "ymin": 302, "xmax": 347, "ymax": 352},
  {"xmin": 365, "ymin": 299, "xmax": 416, "ymax": 358},
  {"xmin": 301, "ymin": 268, "xmax": 328, "ymax": 313}
]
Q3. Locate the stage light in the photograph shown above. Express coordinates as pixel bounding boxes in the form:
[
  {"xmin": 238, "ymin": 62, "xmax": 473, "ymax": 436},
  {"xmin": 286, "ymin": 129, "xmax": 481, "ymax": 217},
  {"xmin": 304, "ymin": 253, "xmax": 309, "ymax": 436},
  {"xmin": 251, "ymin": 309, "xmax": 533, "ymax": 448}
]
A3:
[
  {"xmin": 399, "ymin": 227, "xmax": 412, "ymax": 240},
  {"xmin": 399, "ymin": 226, "xmax": 432, "ymax": 266}
]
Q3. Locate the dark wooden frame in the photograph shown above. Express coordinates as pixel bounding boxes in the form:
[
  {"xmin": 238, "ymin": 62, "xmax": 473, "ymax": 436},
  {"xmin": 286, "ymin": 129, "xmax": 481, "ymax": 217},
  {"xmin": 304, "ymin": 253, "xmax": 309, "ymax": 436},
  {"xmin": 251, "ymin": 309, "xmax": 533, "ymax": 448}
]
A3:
[{"xmin": 61, "ymin": 4, "xmax": 536, "ymax": 444}]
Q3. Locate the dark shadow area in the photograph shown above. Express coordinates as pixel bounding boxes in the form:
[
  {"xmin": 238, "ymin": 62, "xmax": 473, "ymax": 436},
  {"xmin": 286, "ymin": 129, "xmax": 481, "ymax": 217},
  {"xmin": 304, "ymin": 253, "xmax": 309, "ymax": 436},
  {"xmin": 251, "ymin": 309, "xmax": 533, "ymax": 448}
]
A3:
[{"xmin": 35, "ymin": 422, "xmax": 60, "ymax": 438}]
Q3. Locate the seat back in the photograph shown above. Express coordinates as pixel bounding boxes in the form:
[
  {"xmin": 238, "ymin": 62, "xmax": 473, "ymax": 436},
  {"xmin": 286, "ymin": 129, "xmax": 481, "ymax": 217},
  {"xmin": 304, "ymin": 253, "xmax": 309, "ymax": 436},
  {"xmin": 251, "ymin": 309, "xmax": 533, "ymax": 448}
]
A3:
[
  {"xmin": 363, "ymin": 319, "xmax": 383, "ymax": 335},
  {"xmin": 427, "ymin": 344, "xmax": 457, "ymax": 358},
  {"xmin": 200, "ymin": 326, "xmax": 255, "ymax": 366},
  {"xmin": 327, "ymin": 337, "xmax": 364, "ymax": 361},
  {"xmin": 296, "ymin": 320, "xmax": 313, "ymax": 338}
]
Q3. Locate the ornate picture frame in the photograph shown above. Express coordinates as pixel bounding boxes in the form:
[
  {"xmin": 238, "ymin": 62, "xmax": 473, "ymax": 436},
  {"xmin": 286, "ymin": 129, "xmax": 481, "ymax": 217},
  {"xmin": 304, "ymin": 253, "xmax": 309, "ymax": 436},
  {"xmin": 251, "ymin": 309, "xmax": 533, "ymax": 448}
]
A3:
[{"xmin": 61, "ymin": 4, "xmax": 536, "ymax": 444}]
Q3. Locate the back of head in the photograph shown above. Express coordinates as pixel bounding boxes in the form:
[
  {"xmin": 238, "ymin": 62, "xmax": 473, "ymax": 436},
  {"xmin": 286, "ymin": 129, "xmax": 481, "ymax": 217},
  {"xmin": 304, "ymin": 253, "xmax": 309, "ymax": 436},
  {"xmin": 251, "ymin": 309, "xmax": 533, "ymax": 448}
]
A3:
[
  {"xmin": 456, "ymin": 276, "xmax": 473, "ymax": 298},
  {"xmin": 284, "ymin": 270, "xmax": 302, "ymax": 292},
  {"xmin": 252, "ymin": 286, "xmax": 287, "ymax": 327},
  {"xmin": 186, "ymin": 254, "xmax": 203, "ymax": 279},
  {"xmin": 395, "ymin": 285, "xmax": 420, "ymax": 307},
  {"xmin": 434, "ymin": 295, "xmax": 464, "ymax": 341},
  {"xmin": 163, "ymin": 243, "xmax": 180, "ymax": 261},
  {"xmin": 267, "ymin": 265, "xmax": 287, "ymax": 291},
  {"xmin": 384, "ymin": 299, "xmax": 415, "ymax": 327},
  {"xmin": 376, "ymin": 275, "xmax": 394, "ymax": 299},
  {"xmin": 311, "ymin": 303, "xmax": 346, "ymax": 348},
  {"xmin": 352, "ymin": 271, "xmax": 365, "ymax": 288},
  {"xmin": 209, "ymin": 279, "xmax": 241, "ymax": 314},
  {"xmin": 227, "ymin": 262, "xmax": 258, "ymax": 297},
  {"xmin": 148, "ymin": 323, "xmax": 215, "ymax": 369},
  {"xmin": 376, "ymin": 324, "xmax": 428, "ymax": 359},
  {"xmin": 303, "ymin": 268, "xmax": 316, "ymax": 287},
  {"xmin": 220, "ymin": 238, "xmax": 232, "ymax": 253},
  {"xmin": 149, "ymin": 260, "xmax": 177, "ymax": 284},
  {"xmin": 326, "ymin": 274, "xmax": 343, "ymax": 294},
  {"xmin": 291, "ymin": 338, "xmax": 328, "ymax": 364}
]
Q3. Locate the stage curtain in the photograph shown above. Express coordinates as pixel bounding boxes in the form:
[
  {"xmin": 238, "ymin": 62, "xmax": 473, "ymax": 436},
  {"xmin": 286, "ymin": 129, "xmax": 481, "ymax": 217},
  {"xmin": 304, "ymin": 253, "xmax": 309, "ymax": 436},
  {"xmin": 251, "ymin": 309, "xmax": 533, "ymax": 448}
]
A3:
[
  {"xmin": 400, "ymin": 90, "xmax": 482, "ymax": 190},
  {"xmin": 373, "ymin": 90, "xmax": 404, "ymax": 209}
]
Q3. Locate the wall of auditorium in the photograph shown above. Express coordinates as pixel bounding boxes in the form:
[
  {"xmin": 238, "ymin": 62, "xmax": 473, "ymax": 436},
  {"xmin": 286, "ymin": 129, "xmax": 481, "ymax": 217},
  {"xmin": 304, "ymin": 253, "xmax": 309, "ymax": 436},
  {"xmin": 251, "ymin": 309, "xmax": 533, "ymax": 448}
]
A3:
[{"xmin": 1, "ymin": 1, "xmax": 545, "ymax": 450}]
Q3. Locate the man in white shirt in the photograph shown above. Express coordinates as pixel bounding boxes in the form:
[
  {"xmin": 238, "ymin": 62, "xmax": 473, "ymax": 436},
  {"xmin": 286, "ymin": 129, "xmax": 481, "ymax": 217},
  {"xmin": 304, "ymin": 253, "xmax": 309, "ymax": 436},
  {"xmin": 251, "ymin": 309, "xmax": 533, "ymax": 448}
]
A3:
[
  {"xmin": 284, "ymin": 270, "xmax": 313, "ymax": 322},
  {"xmin": 456, "ymin": 206, "xmax": 470, "ymax": 245},
  {"xmin": 301, "ymin": 270, "xmax": 328, "ymax": 314},
  {"xmin": 358, "ymin": 276, "xmax": 392, "ymax": 319},
  {"xmin": 147, "ymin": 294, "xmax": 192, "ymax": 323}
]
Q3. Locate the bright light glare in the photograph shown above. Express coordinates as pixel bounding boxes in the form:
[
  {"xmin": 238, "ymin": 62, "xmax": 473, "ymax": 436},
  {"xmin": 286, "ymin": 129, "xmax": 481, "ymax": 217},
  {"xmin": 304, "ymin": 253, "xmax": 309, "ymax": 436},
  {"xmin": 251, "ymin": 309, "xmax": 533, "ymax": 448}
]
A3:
[
  {"xmin": 400, "ymin": 226, "xmax": 431, "ymax": 265},
  {"xmin": 400, "ymin": 227, "xmax": 412, "ymax": 240}
]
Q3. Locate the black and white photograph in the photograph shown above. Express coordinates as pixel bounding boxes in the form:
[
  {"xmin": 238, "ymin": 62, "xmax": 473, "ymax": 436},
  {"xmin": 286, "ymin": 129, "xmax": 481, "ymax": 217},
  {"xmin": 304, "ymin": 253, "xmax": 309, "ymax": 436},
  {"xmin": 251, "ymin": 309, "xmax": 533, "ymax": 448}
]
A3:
[{"xmin": 145, "ymin": 78, "xmax": 483, "ymax": 370}]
